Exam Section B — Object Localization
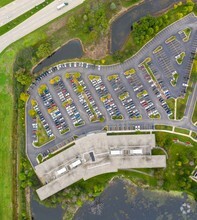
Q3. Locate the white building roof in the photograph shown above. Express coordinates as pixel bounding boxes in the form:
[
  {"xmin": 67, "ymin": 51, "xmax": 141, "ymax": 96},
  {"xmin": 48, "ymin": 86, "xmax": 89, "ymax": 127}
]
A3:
[
  {"xmin": 110, "ymin": 150, "xmax": 122, "ymax": 155},
  {"xmin": 56, "ymin": 167, "xmax": 67, "ymax": 175},
  {"xmin": 131, "ymin": 149, "xmax": 143, "ymax": 154}
]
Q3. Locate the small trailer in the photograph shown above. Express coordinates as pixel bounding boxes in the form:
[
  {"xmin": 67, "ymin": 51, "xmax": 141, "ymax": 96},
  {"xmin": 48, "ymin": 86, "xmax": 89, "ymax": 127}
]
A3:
[
  {"xmin": 68, "ymin": 159, "xmax": 82, "ymax": 170},
  {"xmin": 57, "ymin": 2, "xmax": 68, "ymax": 10}
]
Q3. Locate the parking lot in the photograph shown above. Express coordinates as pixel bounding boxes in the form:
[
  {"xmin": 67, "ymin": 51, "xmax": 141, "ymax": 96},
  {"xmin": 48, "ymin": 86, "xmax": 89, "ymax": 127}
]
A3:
[{"xmin": 26, "ymin": 13, "xmax": 197, "ymax": 166}]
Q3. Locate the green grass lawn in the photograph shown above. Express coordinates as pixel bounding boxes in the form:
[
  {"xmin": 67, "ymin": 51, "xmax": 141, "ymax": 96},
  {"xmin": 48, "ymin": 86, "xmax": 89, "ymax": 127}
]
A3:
[
  {"xmin": 154, "ymin": 132, "xmax": 197, "ymax": 194},
  {"xmin": 0, "ymin": 18, "xmax": 48, "ymax": 219},
  {"xmin": 166, "ymin": 98, "xmax": 175, "ymax": 119},
  {"xmin": 121, "ymin": 0, "xmax": 141, "ymax": 7},
  {"xmin": 155, "ymin": 125, "xmax": 172, "ymax": 131},
  {"xmin": 0, "ymin": 49, "xmax": 14, "ymax": 220},
  {"xmin": 174, "ymin": 127, "xmax": 190, "ymax": 135},
  {"xmin": 191, "ymin": 131, "xmax": 197, "ymax": 139},
  {"xmin": 34, "ymin": 117, "xmax": 55, "ymax": 147},
  {"xmin": 176, "ymin": 58, "xmax": 197, "ymax": 119},
  {"xmin": 0, "ymin": 0, "xmax": 13, "ymax": 7},
  {"xmin": 192, "ymin": 101, "xmax": 197, "ymax": 123}
]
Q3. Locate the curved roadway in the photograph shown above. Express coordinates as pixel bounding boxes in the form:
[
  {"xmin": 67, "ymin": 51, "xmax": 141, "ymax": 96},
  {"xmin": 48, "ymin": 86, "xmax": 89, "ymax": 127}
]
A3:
[{"xmin": 26, "ymin": 13, "xmax": 197, "ymax": 167}]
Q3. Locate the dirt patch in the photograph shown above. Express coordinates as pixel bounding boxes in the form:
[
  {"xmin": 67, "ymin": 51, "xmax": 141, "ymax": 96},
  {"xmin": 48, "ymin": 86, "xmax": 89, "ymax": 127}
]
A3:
[
  {"xmin": 84, "ymin": 36, "xmax": 109, "ymax": 60},
  {"xmin": 46, "ymin": 17, "xmax": 68, "ymax": 36}
]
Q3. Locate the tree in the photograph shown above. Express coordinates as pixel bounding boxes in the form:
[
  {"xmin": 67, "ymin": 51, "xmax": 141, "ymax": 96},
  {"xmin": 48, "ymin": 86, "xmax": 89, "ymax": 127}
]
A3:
[
  {"xmin": 36, "ymin": 43, "xmax": 52, "ymax": 59},
  {"xmin": 28, "ymin": 109, "xmax": 36, "ymax": 118},
  {"xmin": 67, "ymin": 16, "xmax": 77, "ymax": 31},
  {"xmin": 176, "ymin": 13, "xmax": 183, "ymax": 19},
  {"xmin": 15, "ymin": 68, "xmax": 32, "ymax": 85},
  {"xmin": 83, "ymin": 14, "xmax": 88, "ymax": 21},
  {"xmin": 20, "ymin": 92, "xmax": 29, "ymax": 102},
  {"xmin": 110, "ymin": 2, "xmax": 117, "ymax": 10}
]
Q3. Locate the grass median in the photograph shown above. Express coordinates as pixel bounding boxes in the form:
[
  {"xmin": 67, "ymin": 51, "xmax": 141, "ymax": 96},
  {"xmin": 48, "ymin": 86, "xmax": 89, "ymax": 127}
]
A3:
[
  {"xmin": 0, "ymin": 0, "xmax": 55, "ymax": 36},
  {"xmin": 192, "ymin": 101, "xmax": 197, "ymax": 124},
  {"xmin": 0, "ymin": 0, "xmax": 13, "ymax": 7},
  {"xmin": 174, "ymin": 127, "xmax": 190, "ymax": 135},
  {"xmin": 176, "ymin": 58, "xmax": 197, "ymax": 120}
]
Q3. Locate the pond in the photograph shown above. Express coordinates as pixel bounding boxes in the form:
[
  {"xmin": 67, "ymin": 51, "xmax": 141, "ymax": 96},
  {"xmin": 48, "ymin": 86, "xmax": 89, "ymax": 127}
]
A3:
[
  {"xmin": 110, "ymin": 0, "xmax": 190, "ymax": 53},
  {"xmin": 33, "ymin": 39, "xmax": 83, "ymax": 73},
  {"xmin": 74, "ymin": 179, "xmax": 197, "ymax": 220},
  {"xmin": 31, "ymin": 192, "xmax": 63, "ymax": 220}
]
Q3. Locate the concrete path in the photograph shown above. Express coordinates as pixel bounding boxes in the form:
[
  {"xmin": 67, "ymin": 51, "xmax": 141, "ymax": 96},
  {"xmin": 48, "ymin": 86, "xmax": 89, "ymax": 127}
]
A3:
[
  {"xmin": 0, "ymin": 0, "xmax": 85, "ymax": 53},
  {"xmin": 0, "ymin": 0, "xmax": 45, "ymax": 27},
  {"xmin": 174, "ymin": 98, "xmax": 177, "ymax": 120}
]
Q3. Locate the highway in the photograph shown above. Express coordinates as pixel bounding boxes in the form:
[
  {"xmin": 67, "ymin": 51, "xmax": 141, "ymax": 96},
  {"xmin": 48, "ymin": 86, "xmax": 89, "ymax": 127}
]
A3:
[
  {"xmin": 0, "ymin": 0, "xmax": 85, "ymax": 53},
  {"xmin": 0, "ymin": 0, "xmax": 45, "ymax": 27}
]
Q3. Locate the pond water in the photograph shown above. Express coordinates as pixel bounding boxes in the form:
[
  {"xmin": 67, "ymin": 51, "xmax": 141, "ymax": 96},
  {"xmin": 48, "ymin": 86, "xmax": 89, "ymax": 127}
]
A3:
[
  {"xmin": 111, "ymin": 0, "xmax": 190, "ymax": 53},
  {"xmin": 33, "ymin": 39, "xmax": 83, "ymax": 73},
  {"xmin": 31, "ymin": 193, "xmax": 63, "ymax": 220},
  {"xmin": 74, "ymin": 179, "xmax": 197, "ymax": 220}
]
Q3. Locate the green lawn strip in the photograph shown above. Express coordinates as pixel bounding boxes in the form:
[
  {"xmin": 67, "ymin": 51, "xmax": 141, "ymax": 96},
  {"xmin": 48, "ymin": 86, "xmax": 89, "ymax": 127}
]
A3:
[
  {"xmin": 191, "ymin": 132, "xmax": 197, "ymax": 139},
  {"xmin": 34, "ymin": 117, "xmax": 55, "ymax": 147},
  {"xmin": 176, "ymin": 58, "xmax": 196, "ymax": 120},
  {"xmin": 176, "ymin": 52, "xmax": 185, "ymax": 65},
  {"xmin": 124, "ymin": 68, "xmax": 136, "ymax": 75},
  {"xmin": 166, "ymin": 98, "xmax": 175, "ymax": 119},
  {"xmin": 143, "ymin": 62, "xmax": 157, "ymax": 83},
  {"xmin": 112, "ymin": 115, "xmax": 123, "ymax": 120},
  {"xmin": 42, "ymin": 142, "xmax": 76, "ymax": 162},
  {"xmin": 171, "ymin": 72, "xmax": 179, "ymax": 86},
  {"xmin": 174, "ymin": 127, "xmax": 190, "ymax": 135},
  {"xmin": 0, "ymin": 0, "xmax": 13, "ymax": 7},
  {"xmin": 165, "ymin": 35, "xmax": 176, "ymax": 44},
  {"xmin": 121, "ymin": 0, "xmax": 141, "ymax": 8},
  {"xmin": 107, "ymin": 74, "xmax": 118, "ymax": 81},
  {"xmin": 60, "ymin": 128, "xmax": 70, "ymax": 135},
  {"xmin": 0, "ymin": 49, "xmax": 15, "ymax": 220},
  {"xmin": 155, "ymin": 125, "xmax": 172, "ymax": 131},
  {"xmin": 149, "ymin": 113, "xmax": 160, "ymax": 119},
  {"xmin": 192, "ymin": 101, "xmax": 197, "ymax": 124},
  {"xmin": 88, "ymin": 74, "xmax": 100, "ymax": 81},
  {"xmin": 181, "ymin": 27, "xmax": 192, "ymax": 42},
  {"xmin": 119, "ymin": 91, "xmax": 129, "ymax": 100},
  {"xmin": 153, "ymin": 45, "xmax": 163, "ymax": 54},
  {"xmin": 0, "ymin": 0, "xmax": 55, "ymax": 36},
  {"xmin": 136, "ymin": 90, "xmax": 148, "ymax": 98}
]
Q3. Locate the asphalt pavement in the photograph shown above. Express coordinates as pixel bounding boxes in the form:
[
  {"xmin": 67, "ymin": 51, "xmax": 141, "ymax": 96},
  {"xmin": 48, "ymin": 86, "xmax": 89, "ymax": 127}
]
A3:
[
  {"xmin": 0, "ymin": 0, "xmax": 44, "ymax": 27},
  {"xmin": 26, "ymin": 13, "xmax": 197, "ymax": 167},
  {"xmin": 0, "ymin": 0, "xmax": 85, "ymax": 53}
]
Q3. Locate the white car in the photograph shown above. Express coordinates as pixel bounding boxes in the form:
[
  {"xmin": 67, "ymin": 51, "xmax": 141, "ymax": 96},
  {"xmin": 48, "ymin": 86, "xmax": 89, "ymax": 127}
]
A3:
[{"xmin": 98, "ymin": 65, "xmax": 101, "ymax": 71}]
